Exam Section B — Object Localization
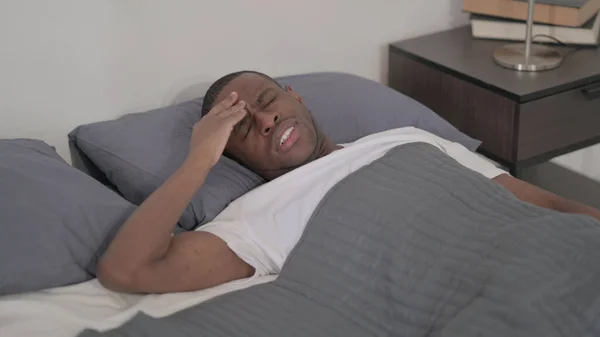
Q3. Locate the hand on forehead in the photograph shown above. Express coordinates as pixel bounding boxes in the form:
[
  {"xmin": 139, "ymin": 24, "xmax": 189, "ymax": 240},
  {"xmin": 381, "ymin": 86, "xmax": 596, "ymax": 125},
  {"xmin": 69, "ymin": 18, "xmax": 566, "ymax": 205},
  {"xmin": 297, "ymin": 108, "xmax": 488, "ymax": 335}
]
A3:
[{"xmin": 216, "ymin": 73, "xmax": 280, "ymax": 107}]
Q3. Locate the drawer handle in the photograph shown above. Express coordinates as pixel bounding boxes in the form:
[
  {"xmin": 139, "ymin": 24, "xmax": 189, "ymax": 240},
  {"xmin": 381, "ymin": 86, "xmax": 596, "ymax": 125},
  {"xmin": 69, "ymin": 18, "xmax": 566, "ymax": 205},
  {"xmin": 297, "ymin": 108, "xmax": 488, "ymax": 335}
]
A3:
[{"xmin": 581, "ymin": 84, "xmax": 600, "ymax": 100}]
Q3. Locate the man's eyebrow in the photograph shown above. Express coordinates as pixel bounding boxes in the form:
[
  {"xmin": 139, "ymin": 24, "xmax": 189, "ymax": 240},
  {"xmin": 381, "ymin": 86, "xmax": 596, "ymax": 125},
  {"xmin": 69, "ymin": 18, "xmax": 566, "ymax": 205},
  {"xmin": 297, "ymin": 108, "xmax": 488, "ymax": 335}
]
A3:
[{"xmin": 255, "ymin": 88, "xmax": 276, "ymax": 107}]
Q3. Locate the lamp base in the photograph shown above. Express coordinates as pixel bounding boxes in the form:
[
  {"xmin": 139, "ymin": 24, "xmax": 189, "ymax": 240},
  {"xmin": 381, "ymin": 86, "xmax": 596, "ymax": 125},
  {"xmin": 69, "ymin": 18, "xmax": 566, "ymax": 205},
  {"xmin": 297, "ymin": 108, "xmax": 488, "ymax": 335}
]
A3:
[{"xmin": 493, "ymin": 43, "xmax": 563, "ymax": 72}]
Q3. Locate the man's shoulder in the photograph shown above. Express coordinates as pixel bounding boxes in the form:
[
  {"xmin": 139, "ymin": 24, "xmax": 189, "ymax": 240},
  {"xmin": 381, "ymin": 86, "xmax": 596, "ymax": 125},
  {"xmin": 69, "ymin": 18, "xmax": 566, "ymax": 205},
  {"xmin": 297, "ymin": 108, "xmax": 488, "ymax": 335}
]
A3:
[{"xmin": 338, "ymin": 127, "xmax": 437, "ymax": 147}]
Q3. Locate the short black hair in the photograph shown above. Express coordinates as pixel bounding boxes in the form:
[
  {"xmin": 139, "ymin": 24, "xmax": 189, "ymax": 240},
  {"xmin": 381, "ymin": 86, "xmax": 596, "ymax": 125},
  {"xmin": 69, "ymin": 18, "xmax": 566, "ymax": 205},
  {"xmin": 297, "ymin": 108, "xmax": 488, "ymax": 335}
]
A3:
[{"xmin": 201, "ymin": 70, "xmax": 280, "ymax": 117}]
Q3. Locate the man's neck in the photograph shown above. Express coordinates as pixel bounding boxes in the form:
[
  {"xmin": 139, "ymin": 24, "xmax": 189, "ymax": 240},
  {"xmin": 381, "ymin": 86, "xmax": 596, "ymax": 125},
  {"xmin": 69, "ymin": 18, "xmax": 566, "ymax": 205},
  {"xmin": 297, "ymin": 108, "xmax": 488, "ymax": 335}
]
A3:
[
  {"xmin": 259, "ymin": 135, "xmax": 341, "ymax": 181},
  {"xmin": 315, "ymin": 137, "xmax": 342, "ymax": 160}
]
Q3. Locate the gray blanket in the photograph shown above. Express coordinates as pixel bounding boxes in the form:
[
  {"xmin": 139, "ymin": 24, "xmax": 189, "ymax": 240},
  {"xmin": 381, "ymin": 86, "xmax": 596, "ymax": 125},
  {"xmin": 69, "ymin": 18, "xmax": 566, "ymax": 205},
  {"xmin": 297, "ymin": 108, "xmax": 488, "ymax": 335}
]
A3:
[{"xmin": 79, "ymin": 143, "xmax": 600, "ymax": 337}]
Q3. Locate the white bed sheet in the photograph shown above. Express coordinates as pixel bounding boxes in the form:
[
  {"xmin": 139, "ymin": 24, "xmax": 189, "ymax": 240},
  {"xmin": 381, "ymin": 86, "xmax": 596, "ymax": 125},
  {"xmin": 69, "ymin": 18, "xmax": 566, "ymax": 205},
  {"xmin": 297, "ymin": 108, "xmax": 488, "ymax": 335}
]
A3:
[{"xmin": 0, "ymin": 275, "xmax": 276, "ymax": 337}]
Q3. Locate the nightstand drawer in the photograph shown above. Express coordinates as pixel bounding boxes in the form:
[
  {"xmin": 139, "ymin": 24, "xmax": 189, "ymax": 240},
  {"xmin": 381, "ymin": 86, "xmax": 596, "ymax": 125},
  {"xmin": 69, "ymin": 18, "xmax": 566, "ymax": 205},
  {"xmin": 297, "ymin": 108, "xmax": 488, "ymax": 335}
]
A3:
[
  {"xmin": 390, "ymin": 27, "xmax": 600, "ymax": 177},
  {"xmin": 518, "ymin": 82, "xmax": 600, "ymax": 161}
]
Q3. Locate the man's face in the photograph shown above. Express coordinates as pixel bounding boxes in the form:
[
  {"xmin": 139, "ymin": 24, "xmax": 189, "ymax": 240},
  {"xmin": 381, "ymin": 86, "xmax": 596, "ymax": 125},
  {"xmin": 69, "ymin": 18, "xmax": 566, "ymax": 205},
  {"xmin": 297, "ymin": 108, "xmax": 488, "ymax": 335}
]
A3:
[{"xmin": 215, "ymin": 73, "xmax": 320, "ymax": 180}]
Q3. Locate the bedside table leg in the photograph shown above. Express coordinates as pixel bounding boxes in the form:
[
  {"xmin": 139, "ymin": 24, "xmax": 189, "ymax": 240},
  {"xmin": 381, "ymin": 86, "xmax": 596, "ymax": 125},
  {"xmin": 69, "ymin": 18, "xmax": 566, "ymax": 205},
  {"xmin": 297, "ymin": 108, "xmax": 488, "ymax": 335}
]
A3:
[{"xmin": 509, "ymin": 165, "xmax": 523, "ymax": 179}]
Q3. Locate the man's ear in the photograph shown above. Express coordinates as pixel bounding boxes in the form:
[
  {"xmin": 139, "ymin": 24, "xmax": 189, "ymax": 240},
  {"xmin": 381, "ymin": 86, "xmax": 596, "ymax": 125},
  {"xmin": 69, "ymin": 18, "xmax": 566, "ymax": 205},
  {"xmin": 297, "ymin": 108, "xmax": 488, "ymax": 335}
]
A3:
[{"xmin": 285, "ymin": 85, "xmax": 303, "ymax": 103}]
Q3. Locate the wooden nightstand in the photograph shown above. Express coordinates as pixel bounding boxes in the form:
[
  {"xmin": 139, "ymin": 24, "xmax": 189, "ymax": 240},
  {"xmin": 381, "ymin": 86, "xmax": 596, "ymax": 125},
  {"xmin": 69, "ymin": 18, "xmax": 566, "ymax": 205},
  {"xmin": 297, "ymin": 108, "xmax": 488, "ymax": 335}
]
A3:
[{"xmin": 388, "ymin": 26, "xmax": 600, "ymax": 178}]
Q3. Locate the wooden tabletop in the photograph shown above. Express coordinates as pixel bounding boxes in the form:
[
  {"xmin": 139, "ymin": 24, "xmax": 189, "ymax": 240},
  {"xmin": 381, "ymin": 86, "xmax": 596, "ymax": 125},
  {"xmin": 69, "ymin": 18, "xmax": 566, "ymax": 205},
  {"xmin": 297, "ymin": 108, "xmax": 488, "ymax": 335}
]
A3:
[{"xmin": 389, "ymin": 26, "xmax": 600, "ymax": 103}]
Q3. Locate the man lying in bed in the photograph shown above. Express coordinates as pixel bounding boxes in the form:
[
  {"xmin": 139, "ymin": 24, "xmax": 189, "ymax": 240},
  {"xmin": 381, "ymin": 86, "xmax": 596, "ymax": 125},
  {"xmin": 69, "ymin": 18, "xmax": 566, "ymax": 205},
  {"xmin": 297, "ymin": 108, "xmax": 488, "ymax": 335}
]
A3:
[{"xmin": 97, "ymin": 71, "xmax": 600, "ymax": 294}]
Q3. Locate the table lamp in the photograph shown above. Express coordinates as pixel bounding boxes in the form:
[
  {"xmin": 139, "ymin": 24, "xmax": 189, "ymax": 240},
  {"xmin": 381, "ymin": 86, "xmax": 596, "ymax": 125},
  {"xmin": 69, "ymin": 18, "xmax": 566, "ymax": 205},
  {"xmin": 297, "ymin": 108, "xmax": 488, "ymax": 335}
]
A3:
[{"xmin": 493, "ymin": 0, "xmax": 563, "ymax": 71}]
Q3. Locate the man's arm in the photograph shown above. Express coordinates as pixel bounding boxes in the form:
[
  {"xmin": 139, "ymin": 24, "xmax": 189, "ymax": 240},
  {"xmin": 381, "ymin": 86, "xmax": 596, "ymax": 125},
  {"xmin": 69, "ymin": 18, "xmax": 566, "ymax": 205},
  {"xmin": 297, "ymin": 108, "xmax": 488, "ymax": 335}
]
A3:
[
  {"xmin": 493, "ymin": 173, "xmax": 600, "ymax": 222},
  {"xmin": 97, "ymin": 92, "xmax": 253, "ymax": 294}
]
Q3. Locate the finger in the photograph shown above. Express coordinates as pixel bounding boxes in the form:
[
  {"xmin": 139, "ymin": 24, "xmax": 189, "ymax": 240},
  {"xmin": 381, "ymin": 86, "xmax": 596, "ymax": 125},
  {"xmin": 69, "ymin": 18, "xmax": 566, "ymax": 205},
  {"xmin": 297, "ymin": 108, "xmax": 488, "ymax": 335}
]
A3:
[
  {"xmin": 208, "ymin": 91, "xmax": 238, "ymax": 115},
  {"xmin": 219, "ymin": 100, "xmax": 246, "ymax": 116},
  {"xmin": 226, "ymin": 108, "xmax": 248, "ymax": 126}
]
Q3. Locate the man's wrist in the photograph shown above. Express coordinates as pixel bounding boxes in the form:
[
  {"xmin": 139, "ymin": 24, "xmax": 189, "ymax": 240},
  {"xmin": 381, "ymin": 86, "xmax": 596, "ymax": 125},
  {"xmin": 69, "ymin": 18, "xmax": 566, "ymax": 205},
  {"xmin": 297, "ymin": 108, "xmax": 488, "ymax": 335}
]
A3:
[
  {"xmin": 184, "ymin": 154, "xmax": 212, "ymax": 169},
  {"xmin": 180, "ymin": 155, "xmax": 213, "ymax": 185}
]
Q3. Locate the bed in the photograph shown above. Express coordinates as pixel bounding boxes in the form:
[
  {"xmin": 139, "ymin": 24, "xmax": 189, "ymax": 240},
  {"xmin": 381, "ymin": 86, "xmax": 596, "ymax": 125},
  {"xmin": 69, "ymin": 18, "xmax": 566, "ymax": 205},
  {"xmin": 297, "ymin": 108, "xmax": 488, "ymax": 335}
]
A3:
[
  {"xmin": 3, "ymin": 72, "xmax": 599, "ymax": 337},
  {"xmin": 0, "ymin": 276, "xmax": 276, "ymax": 336}
]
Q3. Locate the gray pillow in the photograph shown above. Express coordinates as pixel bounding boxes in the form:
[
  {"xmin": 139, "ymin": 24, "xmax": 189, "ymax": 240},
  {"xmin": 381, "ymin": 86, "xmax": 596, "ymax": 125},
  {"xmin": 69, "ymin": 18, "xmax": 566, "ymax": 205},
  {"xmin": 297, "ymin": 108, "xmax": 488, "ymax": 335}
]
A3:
[
  {"xmin": 0, "ymin": 139, "xmax": 135, "ymax": 295},
  {"xmin": 278, "ymin": 72, "xmax": 480, "ymax": 147},
  {"xmin": 69, "ymin": 72, "xmax": 480, "ymax": 230}
]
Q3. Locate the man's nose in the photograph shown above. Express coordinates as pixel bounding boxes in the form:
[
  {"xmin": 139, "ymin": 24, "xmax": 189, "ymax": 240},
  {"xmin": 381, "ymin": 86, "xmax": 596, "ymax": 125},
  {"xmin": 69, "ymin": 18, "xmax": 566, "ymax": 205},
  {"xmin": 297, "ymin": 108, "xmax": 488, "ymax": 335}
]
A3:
[{"xmin": 254, "ymin": 111, "xmax": 280, "ymax": 136}]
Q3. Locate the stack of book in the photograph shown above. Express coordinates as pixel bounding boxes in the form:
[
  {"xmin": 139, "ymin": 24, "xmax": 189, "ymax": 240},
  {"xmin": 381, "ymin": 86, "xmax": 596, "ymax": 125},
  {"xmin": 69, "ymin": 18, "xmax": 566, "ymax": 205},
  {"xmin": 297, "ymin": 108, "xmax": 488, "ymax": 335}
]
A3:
[{"xmin": 464, "ymin": 0, "xmax": 600, "ymax": 45}]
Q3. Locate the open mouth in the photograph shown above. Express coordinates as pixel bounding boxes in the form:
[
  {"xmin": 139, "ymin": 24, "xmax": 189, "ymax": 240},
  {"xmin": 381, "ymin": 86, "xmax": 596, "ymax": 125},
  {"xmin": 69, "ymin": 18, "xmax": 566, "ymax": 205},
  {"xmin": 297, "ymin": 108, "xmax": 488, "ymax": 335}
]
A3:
[
  {"xmin": 273, "ymin": 121, "xmax": 299, "ymax": 153},
  {"xmin": 279, "ymin": 126, "xmax": 295, "ymax": 147}
]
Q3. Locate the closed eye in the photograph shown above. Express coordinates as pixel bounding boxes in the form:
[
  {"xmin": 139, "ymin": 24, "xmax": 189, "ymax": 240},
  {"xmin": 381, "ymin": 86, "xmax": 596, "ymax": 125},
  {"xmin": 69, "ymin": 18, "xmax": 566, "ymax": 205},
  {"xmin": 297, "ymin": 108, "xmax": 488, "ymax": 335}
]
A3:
[
  {"xmin": 235, "ymin": 112, "xmax": 252, "ymax": 140},
  {"xmin": 243, "ymin": 118, "xmax": 251, "ymax": 139},
  {"xmin": 234, "ymin": 118, "xmax": 245, "ymax": 133},
  {"xmin": 239, "ymin": 94, "xmax": 277, "ymax": 140},
  {"xmin": 264, "ymin": 96, "xmax": 276, "ymax": 107},
  {"xmin": 234, "ymin": 114, "xmax": 249, "ymax": 134}
]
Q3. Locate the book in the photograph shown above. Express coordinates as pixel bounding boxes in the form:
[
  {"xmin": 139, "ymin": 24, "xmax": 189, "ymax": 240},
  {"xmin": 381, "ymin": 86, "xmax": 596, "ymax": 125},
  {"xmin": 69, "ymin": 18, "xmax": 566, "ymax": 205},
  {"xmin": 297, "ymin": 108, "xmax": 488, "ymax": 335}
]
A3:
[
  {"xmin": 463, "ymin": 0, "xmax": 600, "ymax": 27},
  {"xmin": 470, "ymin": 13, "xmax": 600, "ymax": 45},
  {"xmin": 515, "ymin": 0, "xmax": 588, "ymax": 7}
]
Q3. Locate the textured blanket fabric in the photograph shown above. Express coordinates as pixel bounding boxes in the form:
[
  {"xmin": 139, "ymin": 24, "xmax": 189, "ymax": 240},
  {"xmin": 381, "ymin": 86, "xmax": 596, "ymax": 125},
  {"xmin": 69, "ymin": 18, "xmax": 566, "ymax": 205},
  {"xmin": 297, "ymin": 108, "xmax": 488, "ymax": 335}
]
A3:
[{"xmin": 79, "ymin": 143, "xmax": 600, "ymax": 337}]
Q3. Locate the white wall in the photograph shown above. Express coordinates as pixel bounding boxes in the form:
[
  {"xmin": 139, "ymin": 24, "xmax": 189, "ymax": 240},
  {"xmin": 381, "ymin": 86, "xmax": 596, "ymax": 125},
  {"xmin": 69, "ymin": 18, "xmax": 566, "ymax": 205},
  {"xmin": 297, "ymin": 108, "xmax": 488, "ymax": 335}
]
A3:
[
  {"xmin": 0, "ymin": 0, "xmax": 598, "ymax": 182},
  {"xmin": 0, "ymin": 0, "xmax": 467, "ymax": 159},
  {"xmin": 553, "ymin": 149, "xmax": 600, "ymax": 183}
]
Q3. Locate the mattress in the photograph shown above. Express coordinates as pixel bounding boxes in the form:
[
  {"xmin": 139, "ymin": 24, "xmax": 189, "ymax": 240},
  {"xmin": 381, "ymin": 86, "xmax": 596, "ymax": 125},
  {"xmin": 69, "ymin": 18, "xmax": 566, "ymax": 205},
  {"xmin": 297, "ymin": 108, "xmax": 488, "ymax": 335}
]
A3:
[{"xmin": 0, "ymin": 275, "xmax": 276, "ymax": 337}]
